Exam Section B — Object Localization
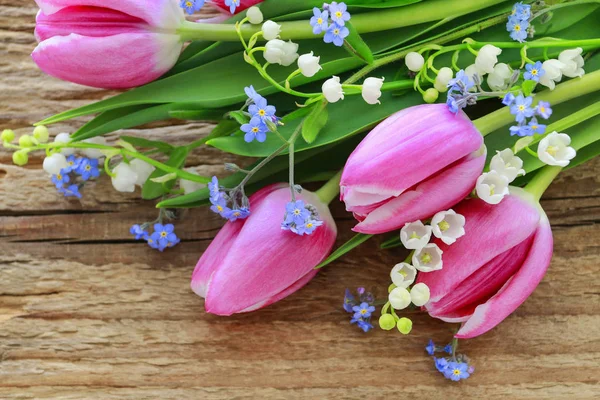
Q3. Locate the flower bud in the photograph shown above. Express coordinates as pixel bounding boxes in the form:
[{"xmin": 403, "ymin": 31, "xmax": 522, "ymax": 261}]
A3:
[
  {"xmin": 111, "ymin": 162, "xmax": 138, "ymax": 193},
  {"xmin": 33, "ymin": 125, "xmax": 50, "ymax": 143},
  {"xmin": 246, "ymin": 6, "xmax": 264, "ymax": 24},
  {"xmin": 410, "ymin": 283, "xmax": 431, "ymax": 306},
  {"xmin": 1, "ymin": 129, "xmax": 15, "ymax": 143},
  {"xmin": 83, "ymin": 136, "xmax": 107, "ymax": 159},
  {"xmin": 361, "ymin": 77, "xmax": 384, "ymax": 105},
  {"xmin": 379, "ymin": 314, "xmax": 396, "ymax": 331},
  {"xmin": 389, "ymin": 287, "xmax": 411, "ymax": 310},
  {"xmin": 396, "ymin": 317, "xmax": 413, "ymax": 335},
  {"xmin": 537, "ymin": 132, "xmax": 576, "ymax": 167},
  {"xmin": 423, "ymin": 88, "xmax": 439, "ymax": 104},
  {"xmin": 405, "ymin": 52, "xmax": 424, "ymax": 72},
  {"xmin": 434, "ymin": 67, "xmax": 453, "ymax": 93},
  {"xmin": 12, "ymin": 150, "xmax": 29, "ymax": 166},
  {"xmin": 322, "ymin": 76, "xmax": 344, "ymax": 103},
  {"xmin": 298, "ymin": 52, "xmax": 321, "ymax": 77},
  {"xmin": 130, "ymin": 159, "xmax": 156, "ymax": 187},
  {"xmin": 19, "ymin": 135, "xmax": 35, "ymax": 148},
  {"xmin": 475, "ymin": 44, "xmax": 502, "ymax": 75},
  {"xmin": 54, "ymin": 132, "xmax": 75, "ymax": 156},
  {"xmin": 262, "ymin": 20, "xmax": 281, "ymax": 40},
  {"xmin": 43, "ymin": 153, "xmax": 68, "ymax": 176}
]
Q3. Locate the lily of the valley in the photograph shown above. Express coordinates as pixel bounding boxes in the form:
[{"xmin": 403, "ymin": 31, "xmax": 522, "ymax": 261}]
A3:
[
  {"xmin": 431, "ymin": 209, "xmax": 466, "ymax": 245},
  {"xmin": 298, "ymin": 52, "xmax": 322, "ymax": 77},
  {"xmin": 362, "ymin": 77, "xmax": 384, "ymax": 105},
  {"xmin": 410, "ymin": 282, "xmax": 431, "ymax": 307},
  {"xmin": 487, "ymin": 63, "xmax": 512, "ymax": 91},
  {"xmin": 538, "ymin": 132, "xmax": 577, "ymax": 167},
  {"xmin": 264, "ymin": 39, "xmax": 299, "ymax": 66},
  {"xmin": 434, "ymin": 67, "xmax": 453, "ymax": 93},
  {"xmin": 490, "ymin": 148, "xmax": 526, "ymax": 183},
  {"xmin": 400, "ymin": 220, "xmax": 432, "ymax": 250},
  {"xmin": 476, "ymin": 171, "xmax": 510, "ymax": 205},
  {"xmin": 475, "ymin": 44, "xmax": 502, "ymax": 74},
  {"xmin": 322, "ymin": 76, "xmax": 345, "ymax": 103},
  {"xmin": 413, "ymin": 243, "xmax": 443, "ymax": 273},
  {"xmin": 111, "ymin": 162, "xmax": 138, "ymax": 193},
  {"xmin": 558, "ymin": 48, "xmax": 585, "ymax": 78},
  {"xmin": 405, "ymin": 52, "xmax": 425, "ymax": 72},
  {"xmin": 262, "ymin": 20, "xmax": 282, "ymax": 40},
  {"xmin": 539, "ymin": 59, "xmax": 565, "ymax": 90},
  {"xmin": 390, "ymin": 262, "xmax": 417, "ymax": 289},
  {"xmin": 43, "ymin": 153, "xmax": 68, "ymax": 175}
]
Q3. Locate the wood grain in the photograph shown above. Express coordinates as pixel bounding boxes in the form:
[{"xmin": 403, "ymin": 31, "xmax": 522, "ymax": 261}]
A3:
[{"xmin": 1, "ymin": 3, "xmax": 600, "ymax": 399}]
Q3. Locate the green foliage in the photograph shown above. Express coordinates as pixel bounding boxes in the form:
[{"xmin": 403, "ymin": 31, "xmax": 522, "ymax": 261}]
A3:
[
  {"xmin": 142, "ymin": 147, "xmax": 189, "ymax": 200},
  {"xmin": 315, "ymin": 233, "xmax": 374, "ymax": 269},
  {"xmin": 302, "ymin": 101, "xmax": 329, "ymax": 143}
]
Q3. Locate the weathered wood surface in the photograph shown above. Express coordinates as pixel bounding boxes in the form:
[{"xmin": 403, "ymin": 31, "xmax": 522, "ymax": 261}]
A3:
[{"xmin": 1, "ymin": 3, "xmax": 600, "ymax": 399}]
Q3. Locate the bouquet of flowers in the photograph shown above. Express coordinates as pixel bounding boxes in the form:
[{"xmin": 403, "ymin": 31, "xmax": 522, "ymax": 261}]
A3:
[{"xmin": 4, "ymin": 0, "xmax": 600, "ymax": 381}]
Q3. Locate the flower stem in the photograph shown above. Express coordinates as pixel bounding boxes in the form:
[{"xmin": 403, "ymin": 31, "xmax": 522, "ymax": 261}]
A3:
[
  {"xmin": 474, "ymin": 69, "xmax": 600, "ymax": 136},
  {"xmin": 315, "ymin": 170, "xmax": 342, "ymax": 205},
  {"xmin": 525, "ymin": 165, "xmax": 563, "ymax": 202}
]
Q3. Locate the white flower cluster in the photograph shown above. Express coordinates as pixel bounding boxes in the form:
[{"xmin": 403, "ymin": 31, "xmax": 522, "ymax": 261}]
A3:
[
  {"xmin": 539, "ymin": 48, "xmax": 585, "ymax": 90},
  {"xmin": 111, "ymin": 159, "xmax": 155, "ymax": 193},
  {"xmin": 388, "ymin": 209, "xmax": 466, "ymax": 311},
  {"xmin": 476, "ymin": 148, "xmax": 525, "ymax": 205},
  {"xmin": 42, "ymin": 133, "xmax": 108, "ymax": 175},
  {"xmin": 538, "ymin": 132, "xmax": 577, "ymax": 167}
]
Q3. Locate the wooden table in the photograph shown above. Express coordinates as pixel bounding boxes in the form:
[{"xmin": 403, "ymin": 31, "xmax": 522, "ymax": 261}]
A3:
[{"xmin": 1, "ymin": 3, "xmax": 599, "ymax": 399}]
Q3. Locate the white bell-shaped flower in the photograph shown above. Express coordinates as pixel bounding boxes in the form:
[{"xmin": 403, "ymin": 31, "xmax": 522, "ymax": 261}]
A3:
[
  {"xmin": 130, "ymin": 159, "xmax": 155, "ymax": 187},
  {"xmin": 263, "ymin": 39, "xmax": 286, "ymax": 65},
  {"xmin": 43, "ymin": 153, "xmax": 68, "ymax": 176},
  {"xmin": 322, "ymin": 76, "xmax": 344, "ymax": 103},
  {"xmin": 487, "ymin": 63, "xmax": 512, "ymax": 91},
  {"xmin": 538, "ymin": 132, "xmax": 577, "ymax": 167},
  {"xmin": 475, "ymin": 44, "xmax": 502, "ymax": 75},
  {"xmin": 412, "ymin": 243, "xmax": 443, "ymax": 273},
  {"xmin": 180, "ymin": 168, "xmax": 204, "ymax": 195},
  {"xmin": 434, "ymin": 67, "xmax": 453, "ymax": 93},
  {"xmin": 261, "ymin": 20, "xmax": 281, "ymax": 41},
  {"xmin": 361, "ymin": 77, "xmax": 384, "ymax": 105},
  {"xmin": 400, "ymin": 220, "xmax": 432, "ymax": 250},
  {"xmin": 490, "ymin": 148, "xmax": 526, "ymax": 183},
  {"xmin": 280, "ymin": 40, "xmax": 299, "ymax": 67},
  {"xmin": 410, "ymin": 283, "xmax": 431, "ymax": 307},
  {"xmin": 247, "ymin": 7, "xmax": 264, "ymax": 25},
  {"xmin": 464, "ymin": 64, "xmax": 482, "ymax": 85},
  {"xmin": 83, "ymin": 136, "xmax": 107, "ymax": 159},
  {"xmin": 405, "ymin": 52, "xmax": 424, "ymax": 72},
  {"xmin": 431, "ymin": 209, "xmax": 466, "ymax": 245},
  {"xmin": 476, "ymin": 171, "xmax": 510, "ymax": 205},
  {"xmin": 54, "ymin": 132, "xmax": 75, "ymax": 155},
  {"xmin": 389, "ymin": 287, "xmax": 411, "ymax": 310},
  {"xmin": 558, "ymin": 48, "xmax": 585, "ymax": 78},
  {"xmin": 297, "ymin": 52, "xmax": 321, "ymax": 77},
  {"xmin": 111, "ymin": 163, "xmax": 138, "ymax": 193},
  {"xmin": 390, "ymin": 262, "xmax": 417, "ymax": 289},
  {"xmin": 539, "ymin": 59, "xmax": 565, "ymax": 90}
]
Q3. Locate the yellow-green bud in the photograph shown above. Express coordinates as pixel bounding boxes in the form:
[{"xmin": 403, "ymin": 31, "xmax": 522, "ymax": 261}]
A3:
[
  {"xmin": 1, "ymin": 129, "xmax": 15, "ymax": 143},
  {"xmin": 33, "ymin": 125, "xmax": 50, "ymax": 143},
  {"xmin": 423, "ymin": 88, "xmax": 439, "ymax": 104},
  {"xmin": 19, "ymin": 135, "xmax": 35, "ymax": 148},
  {"xmin": 379, "ymin": 314, "xmax": 396, "ymax": 331},
  {"xmin": 396, "ymin": 317, "xmax": 413, "ymax": 335},
  {"xmin": 12, "ymin": 150, "xmax": 29, "ymax": 166}
]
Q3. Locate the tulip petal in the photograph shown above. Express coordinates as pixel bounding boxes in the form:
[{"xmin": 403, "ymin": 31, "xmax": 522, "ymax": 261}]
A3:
[
  {"xmin": 455, "ymin": 215, "xmax": 553, "ymax": 338},
  {"xmin": 34, "ymin": 0, "xmax": 184, "ymax": 29},
  {"xmin": 32, "ymin": 32, "xmax": 182, "ymax": 89},
  {"xmin": 352, "ymin": 150, "xmax": 486, "ymax": 234}
]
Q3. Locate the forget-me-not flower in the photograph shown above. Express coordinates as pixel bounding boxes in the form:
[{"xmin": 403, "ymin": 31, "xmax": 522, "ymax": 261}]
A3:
[
  {"xmin": 524, "ymin": 61, "xmax": 545, "ymax": 82},
  {"xmin": 328, "ymin": 2, "xmax": 351, "ymax": 26},
  {"xmin": 324, "ymin": 23, "xmax": 349, "ymax": 47},
  {"xmin": 180, "ymin": 0, "xmax": 204, "ymax": 15},
  {"xmin": 310, "ymin": 8, "xmax": 329, "ymax": 34},
  {"xmin": 510, "ymin": 95, "xmax": 535, "ymax": 123},
  {"xmin": 241, "ymin": 117, "xmax": 268, "ymax": 143}
]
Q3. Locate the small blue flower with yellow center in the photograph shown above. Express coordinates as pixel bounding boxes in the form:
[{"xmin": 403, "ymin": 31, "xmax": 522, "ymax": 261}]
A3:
[
  {"xmin": 149, "ymin": 224, "xmax": 180, "ymax": 252},
  {"xmin": 328, "ymin": 2, "xmax": 351, "ymax": 26},
  {"xmin": 352, "ymin": 302, "xmax": 375, "ymax": 320},
  {"xmin": 249, "ymin": 97, "xmax": 277, "ymax": 123},
  {"xmin": 284, "ymin": 200, "xmax": 311, "ymax": 225},
  {"xmin": 77, "ymin": 158, "xmax": 100, "ymax": 181},
  {"xmin": 510, "ymin": 124, "xmax": 533, "ymax": 137},
  {"xmin": 64, "ymin": 155, "xmax": 82, "ymax": 173},
  {"xmin": 210, "ymin": 195, "xmax": 232, "ymax": 218},
  {"xmin": 310, "ymin": 8, "xmax": 329, "ymax": 34},
  {"xmin": 536, "ymin": 101, "xmax": 553, "ymax": 119},
  {"xmin": 294, "ymin": 218, "xmax": 323, "ymax": 236},
  {"xmin": 180, "ymin": 0, "xmax": 204, "ymax": 15},
  {"xmin": 351, "ymin": 317, "xmax": 374, "ymax": 333},
  {"xmin": 241, "ymin": 117, "xmax": 268, "ymax": 143},
  {"xmin": 51, "ymin": 169, "xmax": 70, "ymax": 189},
  {"xmin": 510, "ymin": 95, "xmax": 535, "ymax": 123},
  {"xmin": 224, "ymin": 0, "xmax": 240, "ymax": 14},
  {"xmin": 225, "ymin": 207, "xmax": 250, "ymax": 222},
  {"xmin": 324, "ymin": 22, "xmax": 349, "ymax": 47},
  {"xmin": 511, "ymin": 2, "xmax": 531, "ymax": 20},
  {"xmin": 528, "ymin": 118, "xmax": 546, "ymax": 135},
  {"xmin": 444, "ymin": 362, "xmax": 471, "ymax": 381},
  {"xmin": 524, "ymin": 61, "xmax": 545, "ymax": 82},
  {"xmin": 130, "ymin": 224, "xmax": 148, "ymax": 240},
  {"xmin": 59, "ymin": 184, "xmax": 82, "ymax": 199},
  {"xmin": 507, "ymin": 16, "xmax": 529, "ymax": 43}
]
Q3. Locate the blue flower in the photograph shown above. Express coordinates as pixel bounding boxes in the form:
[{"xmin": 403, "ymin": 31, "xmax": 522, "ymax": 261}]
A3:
[
  {"xmin": 446, "ymin": 96, "xmax": 460, "ymax": 114},
  {"xmin": 59, "ymin": 184, "xmax": 82, "ymax": 199},
  {"xmin": 51, "ymin": 169, "xmax": 70, "ymax": 189},
  {"xmin": 536, "ymin": 101, "xmax": 553, "ymax": 119},
  {"xmin": 343, "ymin": 289, "xmax": 356, "ymax": 313},
  {"xmin": 524, "ymin": 61, "xmax": 545, "ymax": 82},
  {"xmin": 510, "ymin": 95, "xmax": 535, "ymax": 123},
  {"xmin": 351, "ymin": 317, "xmax": 373, "ymax": 333},
  {"xmin": 241, "ymin": 117, "xmax": 268, "ymax": 143},
  {"xmin": 502, "ymin": 92, "xmax": 516, "ymax": 106},
  {"xmin": 210, "ymin": 195, "xmax": 231, "ymax": 217},
  {"xmin": 284, "ymin": 200, "xmax": 310, "ymax": 225},
  {"xmin": 294, "ymin": 218, "xmax": 323, "ymax": 236},
  {"xmin": 249, "ymin": 96, "xmax": 277, "ymax": 122},
  {"xmin": 511, "ymin": 2, "xmax": 531, "ymax": 20},
  {"xmin": 434, "ymin": 357, "xmax": 449, "ymax": 373},
  {"xmin": 149, "ymin": 224, "xmax": 179, "ymax": 252},
  {"xmin": 426, "ymin": 339, "xmax": 436, "ymax": 356},
  {"xmin": 208, "ymin": 176, "xmax": 221, "ymax": 202},
  {"xmin": 64, "ymin": 155, "xmax": 82, "ymax": 173},
  {"xmin": 444, "ymin": 344, "xmax": 453, "ymax": 354},
  {"xmin": 244, "ymin": 86, "xmax": 262, "ymax": 103},
  {"xmin": 510, "ymin": 124, "xmax": 533, "ymax": 137},
  {"xmin": 130, "ymin": 224, "xmax": 148, "ymax": 240},
  {"xmin": 328, "ymin": 2, "xmax": 351, "ymax": 26},
  {"xmin": 352, "ymin": 302, "xmax": 376, "ymax": 319},
  {"xmin": 444, "ymin": 362, "xmax": 471, "ymax": 381},
  {"xmin": 528, "ymin": 118, "xmax": 546, "ymax": 135},
  {"xmin": 324, "ymin": 23, "xmax": 349, "ymax": 47},
  {"xmin": 224, "ymin": 0, "xmax": 239, "ymax": 14},
  {"xmin": 310, "ymin": 8, "xmax": 329, "ymax": 34},
  {"xmin": 77, "ymin": 158, "xmax": 100, "ymax": 181},
  {"xmin": 180, "ymin": 0, "xmax": 204, "ymax": 15},
  {"xmin": 448, "ymin": 70, "xmax": 474, "ymax": 92},
  {"xmin": 225, "ymin": 207, "xmax": 251, "ymax": 222},
  {"xmin": 507, "ymin": 16, "xmax": 529, "ymax": 43}
]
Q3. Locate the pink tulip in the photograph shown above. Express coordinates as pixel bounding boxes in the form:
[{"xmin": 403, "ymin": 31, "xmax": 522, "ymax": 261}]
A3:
[
  {"xmin": 191, "ymin": 183, "xmax": 337, "ymax": 316},
  {"xmin": 211, "ymin": 0, "xmax": 263, "ymax": 14},
  {"xmin": 340, "ymin": 104, "xmax": 486, "ymax": 234},
  {"xmin": 417, "ymin": 188, "xmax": 553, "ymax": 338},
  {"xmin": 32, "ymin": 0, "xmax": 185, "ymax": 89}
]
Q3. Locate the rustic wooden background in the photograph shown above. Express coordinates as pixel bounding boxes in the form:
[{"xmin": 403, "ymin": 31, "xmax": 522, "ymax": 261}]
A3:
[{"xmin": 1, "ymin": 2, "xmax": 600, "ymax": 399}]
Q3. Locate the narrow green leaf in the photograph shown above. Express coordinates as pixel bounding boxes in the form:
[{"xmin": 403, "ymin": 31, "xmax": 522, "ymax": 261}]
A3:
[
  {"xmin": 302, "ymin": 101, "xmax": 329, "ymax": 144},
  {"xmin": 380, "ymin": 235, "xmax": 402, "ymax": 249},
  {"xmin": 343, "ymin": 21, "xmax": 375, "ymax": 65},
  {"xmin": 316, "ymin": 234, "xmax": 374, "ymax": 269},
  {"xmin": 120, "ymin": 136, "xmax": 174, "ymax": 154},
  {"xmin": 226, "ymin": 110, "xmax": 250, "ymax": 125},
  {"xmin": 142, "ymin": 147, "xmax": 189, "ymax": 200},
  {"xmin": 168, "ymin": 109, "xmax": 225, "ymax": 121}
]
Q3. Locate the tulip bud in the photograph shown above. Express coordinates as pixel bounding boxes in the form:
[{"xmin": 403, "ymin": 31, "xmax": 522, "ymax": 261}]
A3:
[
  {"xmin": 340, "ymin": 104, "xmax": 485, "ymax": 234},
  {"xmin": 298, "ymin": 52, "xmax": 322, "ymax": 77},
  {"xmin": 379, "ymin": 314, "xmax": 396, "ymax": 331},
  {"xmin": 33, "ymin": 125, "xmax": 50, "ymax": 143},
  {"xmin": 417, "ymin": 188, "xmax": 553, "ymax": 338},
  {"xmin": 43, "ymin": 153, "xmax": 68, "ymax": 176},
  {"xmin": 396, "ymin": 317, "xmax": 413, "ymax": 334},
  {"xmin": 434, "ymin": 67, "xmax": 453, "ymax": 93},
  {"xmin": 246, "ymin": 7, "xmax": 264, "ymax": 24},
  {"xmin": 405, "ymin": 52, "xmax": 424, "ymax": 72},
  {"xmin": 1, "ymin": 129, "xmax": 15, "ymax": 143},
  {"xmin": 362, "ymin": 77, "xmax": 384, "ymax": 105},
  {"xmin": 322, "ymin": 76, "xmax": 344, "ymax": 103},
  {"xmin": 12, "ymin": 150, "xmax": 29, "ymax": 166},
  {"xmin": 262, "ymin": 20, "xmax": 282, "ymax": 40},
  {"xmin": 111, "ymin": 163, "xmax": 138, "ymax": 193},
  {"xmin": 475, "ymin": 44, "xmax": 502, "ymax": 75},
  {"xmin": 191, "ymin": 184, "xmax": 337, "ymax": 315}
]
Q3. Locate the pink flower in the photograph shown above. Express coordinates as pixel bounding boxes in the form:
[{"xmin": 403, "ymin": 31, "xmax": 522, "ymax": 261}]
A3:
[
  {"xmin": 211, "ymin": 0, "xmax": 263, "ymax": 14},
  {"xmin": 417, "ymin": 188, "xmax": 554, "ymax": 338},
  {"xmin": 191, "ymin": 184, "xmax": 337, "ymax": 316},
  {"xmin": 32, "ymin": 0, "xmax": 185, "ymax": 89},
  {"xmin": 340, "ymin": 104, "xmax": 486, "ymax": 234}
]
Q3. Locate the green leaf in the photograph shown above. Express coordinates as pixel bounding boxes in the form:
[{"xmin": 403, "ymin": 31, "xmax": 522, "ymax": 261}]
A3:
[
  {"xmin": 315, "ymin": 234, "xmax": 374, "ymax": 269},
  {"xmin": 168, "ymin": 109, "xmax": 226, "ymax": 121},
  {"xmin": 226, "ymin": 110, "xmax": 250, "ymax": 125},
  {"xmin": 522, "ymin": 80, "xmax": 537, "ymax": 97},
  {"xmin": 211, "ymin": 119, "xmax": 242, "ymax": 138},
  {"xmin": 343, "ymin": 21, "xmax": 375, "ymax": 65},
  {"xmin": 120, "ymin": 136, "xmax": 175, "ymax": 154},
  {"xmin": 380, "ymin": 235, "xmax": 402, "ymax": 249},
  {"xmin": 142, "ymin": 147, "xmax": 189, "ymax": 200},
  {"xmin": 302, "ymin": 101, "xmax": 329, "ymax": 143}
]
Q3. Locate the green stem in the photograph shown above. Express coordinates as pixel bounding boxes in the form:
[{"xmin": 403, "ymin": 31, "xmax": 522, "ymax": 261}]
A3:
[
  {"xmin": 177, "ymin": 0, "xmax": 507, "ymax": 42},
  {"xmin": 474, "ymin": 69, "xmax": 600, "ymax": 136},
  {"xmin": 315, "ymin": 170, "xmax": 342, "ymax": 205},
  {"xmin": 525, "ymin": 165, "xmax": 563, "ymax": 202}
]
